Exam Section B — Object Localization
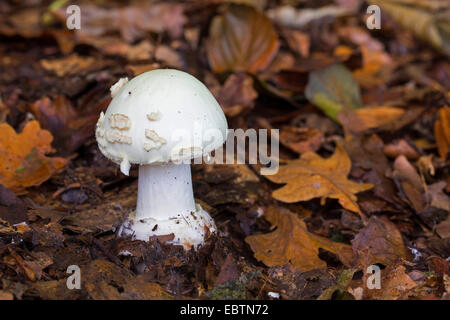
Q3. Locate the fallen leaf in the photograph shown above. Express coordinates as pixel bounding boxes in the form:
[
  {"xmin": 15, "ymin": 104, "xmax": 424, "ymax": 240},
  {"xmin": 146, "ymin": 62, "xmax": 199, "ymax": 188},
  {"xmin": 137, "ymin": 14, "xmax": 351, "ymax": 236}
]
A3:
[
  {"xmin": 214, "ymin": 73, "xmax": 258, "ymax": 117},
  {"xmin": 370, "ymin": 0, "xmax": 450, "ymax": 55},
  {"xmin": 279, "ymin": 127, "xmax": 324, "ymax": 154},
  {"xmin": 267, "ymin": 5, "xmax": 350, "ymax": 29},
  {"xmin": 265, "ymin": 143, "xmax": 372, "ymax": 213},
  {"xmin": 434, "ymin": 107, "xmax": 450, "ymax": 159},
  {"xmin": 0, "ymin": 290, "xmax": 13, "ymax": 300},
  {"xmin": 84, "ymin": 260, "xmax": 172, "ymax": 300},
  {"xmin": 282, "ymin": 29, "xmax": 310, "ymax": 57},
  {"xmin": 55, "ymin": 3, "xmax": 187, "ymax": 42},
  {"xmin": 352, "ymin": 216, "xmax": 412, "ymax": 267},
  {"xmin": 365, "ymin": 264, "xmax": 417, "ymax": 300},
  {"xmin": 207, "ymin": 4, "xmax": 279, "ymax": 73},
  {"xmin": 338, "ymin": 106, "xmax": 405, "ymax": 134},
  {"xmin": 246, "ymin": 205, "xmax": 353, "ymax": 272},
  {"xmin": 268, "ymin": 265, "xmax": 335, "ymax": 299},
  {"xmin": 392, "ymin": 155, "xmax": 426, "ymax": 212},
  {"xmin": 40, "ymin": 54, "xmax": 98, "ymax": 77},
  {"xmin": 305, "ymin": 64, "xmax": 363, "ymax": 121},
  {"xmin": 29, "ymin": 96, "xmax": 102, "ymax": 155},
  {"xmin": 0, "ymin": 184, "xmax": 27, "ymax": 225},
  {"xmin": 0, "ymin": 121, "xmax": 68, "ymax": 193}
]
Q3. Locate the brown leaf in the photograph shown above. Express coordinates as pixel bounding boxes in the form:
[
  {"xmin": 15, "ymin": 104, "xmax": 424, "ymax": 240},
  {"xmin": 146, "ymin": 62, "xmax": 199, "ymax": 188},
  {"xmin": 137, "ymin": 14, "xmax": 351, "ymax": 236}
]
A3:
[
  {"xmin": 352, "ymin": 216, "xmax": 411, "ymax": 267},
  {"xmin": 40, "ymin": 54, "xmax": 97, "ymax": 77},
  {"xmin": 0, "ymin": 184, "xmax": 27, "ymax": 225},
  {"xmin": 84, "ymin": 260, "xmax": 172, "ymax": 300},
  {"xmin": 279, "ymin": 127, "xmax": 324, "ymax": 154},
  {"xmin": 338, "ymin": 106, "xmax": 405, "ymax": 134},
  {"xmin": 434, "ymin": 107, "xmax": 450, "ymax": 159},
  {"xmin": 265, "ymin": 143, "xmax": 373, "ymax": 213},
  {"xmin": 392, "ymin": 155, "xmax": 426, "ymax": 212},
  {"xmin": 0, "ymin": 290, "xmax": 13, "ymax": 300},
  {"xmin": 0, "ymin": 121, "xmax": 68, "ymax": 193},
  {"xmin": 55, "ymin": 3, "xmax": 187, "ymax": 43},
  {"xmin": 246, "ymin": 206, "xmax": 353, "ymax": 272},
  {"xmin": 214, "ymin": 73, "xmax": 258, "ymax": 117},
  {"xmin": 29, "ymin": 96, "xmax": 101, "ymax": 154},
  {"xmin": 364, "ymin": 265, "xmax": 417, "ymax": 300},
  {"xmin": 207, "ymin": 4, "xmax": 279, "ymax": 73}
]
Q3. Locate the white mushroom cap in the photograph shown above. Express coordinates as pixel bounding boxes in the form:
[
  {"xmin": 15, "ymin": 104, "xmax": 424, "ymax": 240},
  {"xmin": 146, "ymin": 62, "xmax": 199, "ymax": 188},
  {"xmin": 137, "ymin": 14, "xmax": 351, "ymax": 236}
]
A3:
[{"xmin": 96, "ymin": 69, "xmax": 228, "ymax": 175}]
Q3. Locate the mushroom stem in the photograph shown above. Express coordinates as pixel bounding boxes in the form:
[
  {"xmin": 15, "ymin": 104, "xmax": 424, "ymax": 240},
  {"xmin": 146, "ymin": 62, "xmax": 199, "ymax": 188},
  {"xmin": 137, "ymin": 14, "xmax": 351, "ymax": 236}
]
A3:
[{"xmin": 136, "ymin": 163, "xmax": 196, "ymax": 221}]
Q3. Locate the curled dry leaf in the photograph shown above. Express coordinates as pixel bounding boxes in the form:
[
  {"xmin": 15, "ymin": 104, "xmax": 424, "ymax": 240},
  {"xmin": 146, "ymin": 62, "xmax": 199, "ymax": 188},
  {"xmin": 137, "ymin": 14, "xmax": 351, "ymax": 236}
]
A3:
[
  {"xmin": 352, "ymin": 216, "xmax": 412, "ymax": 267},
  {"xmin": 434, "ymin": 107, "xmax": 450, "ymax": 159},
  {"xmin": 207, "ymin": 4, "xmax": 279, "ymax": 73},
  {"xmin": 265, "ymin": 144, "xmax": 372, "ymax": 213},
  {"xmin": 392, "ymin": 155, "xmax": 426, "ymax": 212},
  {"xmin": 0, "ymin": 121, "xmax": 68, "ymax": 193},
  {"xmin": 246, "ymin": 206, "xmax": 353, "ymax": 272}
]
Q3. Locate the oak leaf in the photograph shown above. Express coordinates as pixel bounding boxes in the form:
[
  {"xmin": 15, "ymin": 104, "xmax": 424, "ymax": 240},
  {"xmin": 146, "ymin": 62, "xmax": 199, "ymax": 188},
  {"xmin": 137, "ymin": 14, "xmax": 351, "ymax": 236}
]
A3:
[
  {"xmin": 265, "ymin": 144, "xmax": 372, "ymax": 213},
  {"xmin": 206, "ymin": 4, "xmax": 279, "ymax": 73},
  {"xmin": 0, "ymin": 121, "xmax": 68, "ymax": 193},
  {"xmin": 246, "ymin": 206, "xmax": 353, "ymax": 272}
]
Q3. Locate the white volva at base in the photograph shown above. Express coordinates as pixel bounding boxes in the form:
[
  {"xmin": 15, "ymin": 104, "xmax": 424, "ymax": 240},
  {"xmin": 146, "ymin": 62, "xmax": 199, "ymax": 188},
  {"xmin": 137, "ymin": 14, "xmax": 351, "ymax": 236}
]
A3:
[
  {"xmin": 120, "ymin": 203, "xmax": 216, "ymax": 249},
  {"xmin": 119, "ymin": 163, "xmax": 216, "ymax": 250}
]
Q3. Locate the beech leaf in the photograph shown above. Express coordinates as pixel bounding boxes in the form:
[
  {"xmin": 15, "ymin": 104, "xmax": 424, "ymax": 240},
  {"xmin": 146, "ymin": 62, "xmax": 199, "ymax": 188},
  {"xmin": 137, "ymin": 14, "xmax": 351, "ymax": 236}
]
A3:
[{"xmin": 206, "ymin": 4, "xmax": 279, "ymax": 73}]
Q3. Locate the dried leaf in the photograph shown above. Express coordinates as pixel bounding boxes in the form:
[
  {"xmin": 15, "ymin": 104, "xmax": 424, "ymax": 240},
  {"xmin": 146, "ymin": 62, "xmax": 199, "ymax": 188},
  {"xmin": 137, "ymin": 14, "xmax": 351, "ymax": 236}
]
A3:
[
  {"xmin": 29, "ymin": 96, "xmax": 101, "ymax": 155},
  {"xmin": 40, "ymin": 54, "xmax": 97, "ymax": 77},
  {"xmin": 246, "ymin": 206, "xmax": 353, "ymax": 272},
  {"xmin": 279, "ymin": 127, "xmax": 324, "ymax": 154},
  {"xmin": 265, "ymin": 144, "xmax": 372, "ymax": 213},
  {"xmin": 214, "ymin": 73, "xmax": 258, "ymax": 117},
  {"xmin": 338, "ymin": 106, "xmax": 406, "ymax": 134},
  {"xmin": 392, "ymin": 155, "xmax": 426, "ymax": 212},
  {"xmin": 55, "ymin": 3, "xmax": 187, "ymax": 42},
  {"xmin": 267, "ymin": 5, "xmax": 350, "ymax": 29},
  {"xmin": 305, "ymin": 64, "xmax": 363, "ymax": 121},
  {"xmin": 0, "ymin": 121, "xmax": 68, "ymax": 193},
  {"xmin": 207, "ymin": 4, "xmax": 279, "ymax": 73},
  {"xmin": 365, "ymin": 265, "xmax": 417, "ymax": 300},
  {"xmin": 434, "ymin": 107, "xmax": 450, "ymax": 159},
  {"xmin": 84, "ymin": 260, "xmax": 172, "ymax": 300},
  {"xmin": 352, "ymin": 216, "xmax": 412, "ymax": 267},
  {"xmin": 370, "ymin": 0, "xmax": 450, "ymax": 55}
]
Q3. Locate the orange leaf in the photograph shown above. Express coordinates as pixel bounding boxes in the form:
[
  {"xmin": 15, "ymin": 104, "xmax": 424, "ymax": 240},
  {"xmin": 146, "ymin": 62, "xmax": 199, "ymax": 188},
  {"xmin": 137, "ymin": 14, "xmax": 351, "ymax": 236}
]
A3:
[
  {"xmin": 265, "ymin": 144, "xmax": 372, "ymax": 213},
  {"xmin": 0, "ymin": 121, "xmax": 68, "ymax": 193},
  {"xmin": 338, "ymin": 106, "xmax": 405, "ymax": 134},
  {"xmin": 246, "ymin": 205, "xmax": 353, "ymax": 272},
  {"xmin": 434, "ymin": 107, "xmax": 450, "ymax": 159},
  {"xmin": 206, "ymin": 4, "xmax": 279, "ymax": 73}
]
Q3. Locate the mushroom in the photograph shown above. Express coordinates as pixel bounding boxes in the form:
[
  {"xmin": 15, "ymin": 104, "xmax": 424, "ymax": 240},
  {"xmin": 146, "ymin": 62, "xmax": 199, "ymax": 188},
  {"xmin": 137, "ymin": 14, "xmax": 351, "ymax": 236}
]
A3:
[{"xmin": 95, "ymin": 69, "xmax": 228, "ymax": 249}]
